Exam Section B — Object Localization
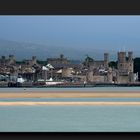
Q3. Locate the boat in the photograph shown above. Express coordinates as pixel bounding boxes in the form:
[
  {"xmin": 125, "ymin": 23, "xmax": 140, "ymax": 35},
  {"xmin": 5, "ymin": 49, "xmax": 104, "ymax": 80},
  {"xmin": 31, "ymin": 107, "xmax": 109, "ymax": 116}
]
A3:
[
  {"xmin": 36, "ymin": 78, "xmax": 64, "ymax": 86},
  {"xmin": 45, "ymin": 78, "xmax": 64, "ymax": 86}
]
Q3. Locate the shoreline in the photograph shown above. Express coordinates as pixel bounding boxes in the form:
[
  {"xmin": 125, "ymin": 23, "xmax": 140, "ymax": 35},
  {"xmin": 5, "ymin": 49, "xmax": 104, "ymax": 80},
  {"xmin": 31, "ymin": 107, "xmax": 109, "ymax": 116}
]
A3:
[
  {"xmin": 0, "ymin": 91, "xmax": 140, "ymax": 98},
  {"xmin": 0, "ymin": 91, "xmax": 140, "ymax": 106},
  {"xmin": 0, "ymin": 101, "xmax": 140, "ymax": 106}
]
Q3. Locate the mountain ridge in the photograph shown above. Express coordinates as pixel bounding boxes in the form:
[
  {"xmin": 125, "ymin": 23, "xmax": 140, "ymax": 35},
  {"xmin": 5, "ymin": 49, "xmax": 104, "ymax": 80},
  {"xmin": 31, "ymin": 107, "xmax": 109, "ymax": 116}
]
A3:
[{"xmin": 0, "ymin": 38, "xmax": 117, "ymax": 61}]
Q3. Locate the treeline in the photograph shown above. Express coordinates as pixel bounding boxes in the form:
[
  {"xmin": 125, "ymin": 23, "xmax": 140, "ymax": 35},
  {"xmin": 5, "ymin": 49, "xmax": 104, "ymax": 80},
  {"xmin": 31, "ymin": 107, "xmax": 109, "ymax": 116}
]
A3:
[
  {"xmin": 16, "ymin": 60, "xmax": 47, "ymax": 65},
  {"xmin": 134, "ymin": 58, "xmax": 140, "ymax": 80}
]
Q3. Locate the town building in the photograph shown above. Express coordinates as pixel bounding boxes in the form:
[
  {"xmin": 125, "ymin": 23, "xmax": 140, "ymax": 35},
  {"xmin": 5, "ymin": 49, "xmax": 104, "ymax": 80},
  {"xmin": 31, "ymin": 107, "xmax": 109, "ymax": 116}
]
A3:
[{"xmin": 0, "ymin": 51, "xmax": 138, "ymax": 86}]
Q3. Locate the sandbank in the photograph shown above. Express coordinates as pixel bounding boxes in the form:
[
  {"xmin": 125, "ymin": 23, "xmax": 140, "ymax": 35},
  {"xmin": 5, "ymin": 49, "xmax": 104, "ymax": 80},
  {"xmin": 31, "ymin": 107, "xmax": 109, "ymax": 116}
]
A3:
[
  {"xmin": 0, "ymin": 91, "xmax": 140, "ymax": 98},
  {"xmin": 0, "ymin": 101, "xmax": 140, "ymax": 106}
]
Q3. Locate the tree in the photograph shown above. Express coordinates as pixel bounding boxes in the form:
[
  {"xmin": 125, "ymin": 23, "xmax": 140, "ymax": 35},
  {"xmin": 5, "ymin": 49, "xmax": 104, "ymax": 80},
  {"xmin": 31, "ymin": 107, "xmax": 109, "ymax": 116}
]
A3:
[
  {"xmin": 83, "ymin": 55, "xmax": 94, "ymax": 67},
  {"xmin": 134, "ymin": 58, "xmax": 140, "ymax": 81},
  {"xmin": 108, "ymin": 61, "xmax": 117, "ymax": 69}
]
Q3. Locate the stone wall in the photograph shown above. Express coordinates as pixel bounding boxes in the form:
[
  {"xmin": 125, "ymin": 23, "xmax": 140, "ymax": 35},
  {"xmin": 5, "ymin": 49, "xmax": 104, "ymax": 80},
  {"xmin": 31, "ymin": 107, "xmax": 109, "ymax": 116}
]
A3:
[
  {"xmin": 117, "ymin": 75, "xmax": 129, "ymax": 84},
  {"xmin": 92, "ymin": 75, "xmax": 105, "ymax": 83},
  {"xmin": 62, "ymin": 68, "xmax": 73, "ymax": 77}
]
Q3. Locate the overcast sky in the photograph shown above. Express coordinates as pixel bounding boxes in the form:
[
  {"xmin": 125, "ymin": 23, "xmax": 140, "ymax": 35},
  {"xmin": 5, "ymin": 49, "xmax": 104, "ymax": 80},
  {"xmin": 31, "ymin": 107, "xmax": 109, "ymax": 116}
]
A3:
[{"xmin": 0, "ymin": 16, "xmax": 140, "ymax": 54}]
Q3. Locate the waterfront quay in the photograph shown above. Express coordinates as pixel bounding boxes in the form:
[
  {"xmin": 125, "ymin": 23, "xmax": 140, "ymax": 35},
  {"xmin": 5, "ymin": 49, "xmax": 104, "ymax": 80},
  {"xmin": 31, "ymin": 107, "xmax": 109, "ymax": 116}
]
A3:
[{"xmin": 0, "ymin": 51, "xmax": 140, "ymax": 87}]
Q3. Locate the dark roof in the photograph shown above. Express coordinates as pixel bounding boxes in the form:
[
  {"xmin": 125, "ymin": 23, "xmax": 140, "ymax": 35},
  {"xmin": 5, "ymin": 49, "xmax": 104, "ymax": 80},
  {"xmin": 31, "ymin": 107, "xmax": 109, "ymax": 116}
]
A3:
[{"xmin": 51, "ymin": 63, "xmax": 83, "ymax": 69}]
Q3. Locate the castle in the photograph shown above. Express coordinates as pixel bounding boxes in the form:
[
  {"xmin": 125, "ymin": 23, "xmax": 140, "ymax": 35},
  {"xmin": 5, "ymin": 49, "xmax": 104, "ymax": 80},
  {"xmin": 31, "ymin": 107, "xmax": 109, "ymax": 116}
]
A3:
[
  {"xmin": 85, "ymin": 51, "xmax": 138, "ymax": 84},
  {"xmin": 0, "ymin": 51, "xmax": 138, "ymax": 85},
  {"xmin": 116, "ymin": 51, "xmax": 135, "ymax": 83},
  {"xmin": 0, "ymin": 55, "xmax": 16, "ymax": 66}
]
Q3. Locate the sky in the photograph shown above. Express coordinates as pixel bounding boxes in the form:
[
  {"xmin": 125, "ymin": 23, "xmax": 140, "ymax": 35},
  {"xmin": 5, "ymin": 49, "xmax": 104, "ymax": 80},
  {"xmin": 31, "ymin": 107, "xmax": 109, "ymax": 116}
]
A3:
[{"xmin": 0, "ymin": 15, "xmax": 140, "ymax": 55}]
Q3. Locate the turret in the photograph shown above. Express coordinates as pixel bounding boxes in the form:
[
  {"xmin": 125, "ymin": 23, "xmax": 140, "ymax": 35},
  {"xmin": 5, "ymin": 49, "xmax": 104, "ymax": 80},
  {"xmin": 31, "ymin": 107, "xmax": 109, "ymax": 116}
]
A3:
[
  {"xmin": 9, "ymin": 55, "xmax": 15, "ymax": 60},
  {"xmin": 8, "ymin": 55, "xmax": 15, "ymax": 65},
  {"xmin": 32, "ymin": 56, "xmax": 37, "ymax": 64},
  {"xmin": 128, "ymin": 51, "xmax": 133, "ymax": 62},
  {"xmin": 104, "ymin": 53, "xmax": 109, "ymax": 68},
  {"xmin": 2, "ymin": 56, "xmax": 6, "ymax": 60},
  {"xmin": 117, "ymin": 52, "xmax": 127, "ymax": 74},
  {"xmin": 118, "ymin": 52, "xmax": 126, "ymax": 63},
  {"xmin": 128, "ymin": 52, "xmax": 133, "ymax": 73},
  {"xmin": 60, "ymin": 54, "xmax": 64, "ymax": 59}
]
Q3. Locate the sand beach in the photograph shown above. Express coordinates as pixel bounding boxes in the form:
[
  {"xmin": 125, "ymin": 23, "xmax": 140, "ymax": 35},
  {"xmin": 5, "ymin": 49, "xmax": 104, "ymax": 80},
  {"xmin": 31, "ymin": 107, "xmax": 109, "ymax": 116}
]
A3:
[
  {"xmin": 0, "ymin": 91, "xmax": 140, "ymax": 98},
  {"xmin": 0, "ymin": 101, "xmax": 140, "ymax": 106},
  {"xmin": 0, "ymin": 90, "xmax": 140, "ymax": 106}
]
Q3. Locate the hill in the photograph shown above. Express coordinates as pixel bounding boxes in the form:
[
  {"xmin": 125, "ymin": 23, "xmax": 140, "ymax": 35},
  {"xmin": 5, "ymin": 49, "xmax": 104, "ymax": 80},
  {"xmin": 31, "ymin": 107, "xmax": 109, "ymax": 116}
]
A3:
[{"xmin": 0, "ymin": 39, "xmax": 116, "ymax": 61}]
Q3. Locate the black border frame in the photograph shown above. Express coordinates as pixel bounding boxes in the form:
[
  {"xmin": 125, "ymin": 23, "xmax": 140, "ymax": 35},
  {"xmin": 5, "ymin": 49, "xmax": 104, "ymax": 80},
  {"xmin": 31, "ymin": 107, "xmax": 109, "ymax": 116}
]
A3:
[
  {"xmin": 1, "ymin": 0, "xmax": 140, "ymax": 139},
  {"xmin": 1, "ymin": 132, "xmax": 140, "ymax": 140},
  {"xmin": 0, "ymin": 0, "xmax": 140, "ymax": 15}
]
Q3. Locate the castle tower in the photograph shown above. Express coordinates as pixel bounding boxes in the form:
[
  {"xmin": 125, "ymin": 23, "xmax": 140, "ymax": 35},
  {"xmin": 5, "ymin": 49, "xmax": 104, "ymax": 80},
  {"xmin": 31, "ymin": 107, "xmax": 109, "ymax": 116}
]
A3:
[
  {"xmin": 9, "ymin": 55, "xmax": 15, "ymax": 60},
  {"xmin": 128, "ymin": 51, "xmax": 133, "ymax": 62},
  {"xmin": 8, "ymin": 55, "xmax": 15, "ymax": 65},
  {"xmin": 118, "ymin": 52, "xmax": 126, "ymax": 63},
  {"xmin": 2, "ymin": 56, "xmax": 6, "ymax": 60},
  {"xmin": 1, "ymin": 56, "xmax": 6, "ymax": 65},
  {"xmin": 32, "ymin": 56, "xmax": 37, "ymax": 65},
  {"xmin": 117, "ymin": 52, "xmax": 126, "ymax": 73},
  {"xmin": 60, "ymin": 54, "xmax": 64, "ymax": 59},
  {"xmin": 128, "ymin": 51, "xmax": 133, "ymax": 73},
  {"xmin": 104, "ymin": 53, "xmax": 109, "ymax": 68}
]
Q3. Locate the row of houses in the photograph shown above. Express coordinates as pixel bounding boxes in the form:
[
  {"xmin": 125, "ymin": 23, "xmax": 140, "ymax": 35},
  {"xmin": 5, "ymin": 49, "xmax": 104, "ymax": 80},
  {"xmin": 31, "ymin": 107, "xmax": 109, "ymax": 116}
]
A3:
[{"xmin": 0, "ymin": 52, "xmax": 139, "ymax": 86}]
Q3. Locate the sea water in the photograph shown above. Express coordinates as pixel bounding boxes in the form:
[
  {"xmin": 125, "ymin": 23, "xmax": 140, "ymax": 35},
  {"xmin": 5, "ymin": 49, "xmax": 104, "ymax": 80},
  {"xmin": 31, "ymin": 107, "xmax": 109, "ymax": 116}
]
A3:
[
  {"xmin": 0, "ymin": 86, "xmax": 140, "ymax": 92},
  {"xmin": 0, "ymin": 105, "xmax": 140, "ymax": 132},
  {"xmin": 0, "ymin": 87, "xmax": 140, "ymax": 132},
  {"xmin": 0, "ymin": 98, "xmax": 140, "ymax": 102}
]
